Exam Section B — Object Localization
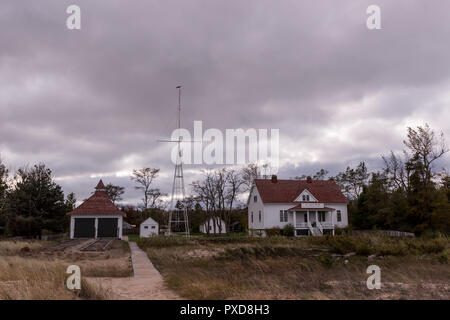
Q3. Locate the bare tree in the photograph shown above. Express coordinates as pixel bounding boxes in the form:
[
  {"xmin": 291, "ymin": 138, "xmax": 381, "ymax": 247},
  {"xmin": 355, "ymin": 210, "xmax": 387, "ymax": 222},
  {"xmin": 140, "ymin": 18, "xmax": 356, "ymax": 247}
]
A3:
[
  {"xmin": 404, "ymin": 124, "xmax": 448, "ymax": 187},
  {"xmin": 192, "ymin": 168, "xmax": 244, "ymax": 235},
  {"xmin": 224, "ymin": 169, "xmax": 245, "ymax": 232},
  {"xmin": 295, "ymin": 169, "xmax": 329, "ymax": 180},
  {"xmin": 313, "ymin": 169, "xmax": 329, "ymax": 180},
  {"xmin": 382, "ymin": 151, "xmax": 409, "ymax": 191},
  {"xmin": 241, "ymin": 163, "xmax": 260, "ymax": 192},
  {"xmin": 192, "ymin": 170, "xmax": 217, "ymax": 235},
  {"xmin": 130, "ymin": 167, "xmax": 160, "ymax": 209},
  {"xmin": 147, "ymin": 188, "xmax": 168, "ymax": 209},
  {"xmin": 383, "ymin": 124, "xmax": 448, "ymax": 192},
  {"xmin": 333, "ymin": 162, "xmax": 369, "ymax": 199},
  {"xmin": 105, "ymin": 183, "xmax": 125, "ymax": 205},
  {"xmin": 65, "ymin": 192, "xmax": 77, "ymax": 211}
]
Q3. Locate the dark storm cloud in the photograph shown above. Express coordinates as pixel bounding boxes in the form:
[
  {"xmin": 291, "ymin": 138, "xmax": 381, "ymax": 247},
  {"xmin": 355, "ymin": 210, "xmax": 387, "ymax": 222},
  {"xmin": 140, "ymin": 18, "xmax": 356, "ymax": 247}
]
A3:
[{"xmin": 1, "ymin": 0, "xmax": 450, "ymax": 203}]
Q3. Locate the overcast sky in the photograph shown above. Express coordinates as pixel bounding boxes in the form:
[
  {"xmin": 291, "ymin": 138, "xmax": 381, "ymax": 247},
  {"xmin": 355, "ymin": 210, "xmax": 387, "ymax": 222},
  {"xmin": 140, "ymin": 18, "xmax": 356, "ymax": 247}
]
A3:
[{"xmin": 1, "ymin": 0, "xmax": 450, "ymax": 205}]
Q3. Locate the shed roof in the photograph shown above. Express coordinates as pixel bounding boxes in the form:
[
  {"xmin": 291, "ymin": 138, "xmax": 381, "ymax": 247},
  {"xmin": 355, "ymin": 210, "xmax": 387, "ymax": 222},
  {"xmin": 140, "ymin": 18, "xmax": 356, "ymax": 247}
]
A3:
[
  {"xmin": 67, "ymin": 180, "xmax": 125, "ymax": 216},
  {"xmin": 141, "ymin": 217, "xmax": 158, "ymax": 225}
]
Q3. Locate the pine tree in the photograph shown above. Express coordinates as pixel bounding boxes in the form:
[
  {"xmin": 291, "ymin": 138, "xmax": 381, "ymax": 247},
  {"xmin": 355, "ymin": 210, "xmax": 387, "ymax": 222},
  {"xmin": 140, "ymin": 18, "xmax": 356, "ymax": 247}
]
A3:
[{"xmin": 8, "ymin": 164, "xmax": 67, "ymax": 235}]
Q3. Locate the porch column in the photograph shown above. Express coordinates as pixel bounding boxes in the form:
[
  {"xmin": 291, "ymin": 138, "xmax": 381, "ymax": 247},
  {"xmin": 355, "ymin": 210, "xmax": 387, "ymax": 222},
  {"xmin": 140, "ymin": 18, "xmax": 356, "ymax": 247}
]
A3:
[
  {"xmin": 315, "ymin": 211, "xmax": 318, "ymax": 223},
  {"xmin": 330, "ymin": 210, "xmax": 334, "ymax": 227},
  {"xmin": 331, "ymin": 210, "xmax": 335, "ymax": 236},
  {"xmin": 293, "ymin": 211, "xmax": 296, "ymax": 229},
  {"xmin": 95, "ymin": 218, "xmax": 98, "ymax": 239}
]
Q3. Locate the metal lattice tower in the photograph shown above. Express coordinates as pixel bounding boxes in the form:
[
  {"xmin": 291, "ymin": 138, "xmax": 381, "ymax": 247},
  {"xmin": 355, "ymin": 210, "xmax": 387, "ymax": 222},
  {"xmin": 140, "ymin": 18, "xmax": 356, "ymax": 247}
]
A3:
[{"xmin": 165, "ymin": 86, "xmax": 190, "ymax": 237}]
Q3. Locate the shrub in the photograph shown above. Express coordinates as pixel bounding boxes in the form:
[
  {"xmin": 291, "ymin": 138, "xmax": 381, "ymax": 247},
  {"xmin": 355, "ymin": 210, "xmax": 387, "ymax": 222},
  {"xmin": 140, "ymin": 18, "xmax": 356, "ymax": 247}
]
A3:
[
  {"xmin": 6, "ymin": 216, "xmax": 41, "ymax": 238},
  {"xmin": 281, "ymin": 224, "xmax": 294, "ymax": 237},
  {"xmin": 266, "ymin": 228, "xmax": 281, "ymax": 237},
  {"xmin": 328, "ymin": 236, "xmax": 357, "ymax": 254},
  {"xmin": 375, "ymin": 241, "xmax": 407, "ymax": 256},
  {"xmin": 355, "ymin": 241, "xmax": 373, "ymax": 256},
  {"xmin": 335, "ymin": 226, "xmax": 351, "ymax": 236},
  {"xmin": 137, "ymin": 236, "xmax": 189, "ymax": 249},
  {"xmin": 20, "ymin": 246, "xmax": 31, "ymax": 253},
  {"xmin": 437, "ymin": 252, "xmax": 448, "ymax": 264},
  {"xmin": 420, "ymin": 229, "xmax": 441, "ymax": 239},
  {"xmin": 419, "ymin": 238, "xmax": 446, "ymax": 254},
  {"xmin": 317, "ymin": 254, "xmax": 334, "ymax": 267}
]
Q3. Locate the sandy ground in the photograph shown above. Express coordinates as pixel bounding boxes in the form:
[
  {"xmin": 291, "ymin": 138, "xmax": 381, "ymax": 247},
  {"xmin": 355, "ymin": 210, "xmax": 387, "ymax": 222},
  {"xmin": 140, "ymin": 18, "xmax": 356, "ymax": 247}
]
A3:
[{"xmin": 87, "ymin": 242, "xmax": 180, "ymax": 300}]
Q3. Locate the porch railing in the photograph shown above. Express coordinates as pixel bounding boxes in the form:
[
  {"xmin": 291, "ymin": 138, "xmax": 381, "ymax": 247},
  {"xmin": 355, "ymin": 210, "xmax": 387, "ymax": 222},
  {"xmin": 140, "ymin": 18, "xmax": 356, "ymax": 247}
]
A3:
[
  {"xmin": 295, "ymin": 222, "xmax": 309, "ymax": 229},
  {"xmin": 295, "ymin": 220, "xmax": 335, "ymax": 235},
  {"xmin": 316, "ymin": 221, "xmax": 323, "ymax": 234}
]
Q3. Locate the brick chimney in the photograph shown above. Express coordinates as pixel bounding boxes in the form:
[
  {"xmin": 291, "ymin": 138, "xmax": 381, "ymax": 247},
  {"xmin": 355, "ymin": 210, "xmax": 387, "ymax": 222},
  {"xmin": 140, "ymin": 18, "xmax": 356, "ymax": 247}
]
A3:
[
  {"xmin": 271, "ymin": 175, "xmax": 278, "ymax": 183},
  {"xmin": 306, "ymin": 176, "xmax": 312, "ymax": 183}
]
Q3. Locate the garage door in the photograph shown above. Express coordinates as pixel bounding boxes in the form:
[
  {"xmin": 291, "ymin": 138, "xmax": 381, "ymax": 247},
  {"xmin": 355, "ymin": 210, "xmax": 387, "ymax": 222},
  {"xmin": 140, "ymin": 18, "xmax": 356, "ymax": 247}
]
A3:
[
  {"xmin": 98, "ymin": 218, "xmax": 118, "ymax": 238},
  {"xmin": 74, "ymin": 218, "xmax": 95, "ymax": 238}
]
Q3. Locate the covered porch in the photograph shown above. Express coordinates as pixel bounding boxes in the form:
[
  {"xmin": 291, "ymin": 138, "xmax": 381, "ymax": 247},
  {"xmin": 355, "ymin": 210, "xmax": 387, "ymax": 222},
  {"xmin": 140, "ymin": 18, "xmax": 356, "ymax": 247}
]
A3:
[{"xmin": 287, "ymin": 205, "xmax": 335, "ymax": 236}]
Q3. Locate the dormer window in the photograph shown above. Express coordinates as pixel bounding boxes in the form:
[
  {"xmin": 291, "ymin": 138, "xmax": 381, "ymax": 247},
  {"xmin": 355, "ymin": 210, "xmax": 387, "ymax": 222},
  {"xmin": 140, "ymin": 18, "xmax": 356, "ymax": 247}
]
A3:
[{"xmin": 302, "ymin": 195, "xmax": 310, "ymax": 201}]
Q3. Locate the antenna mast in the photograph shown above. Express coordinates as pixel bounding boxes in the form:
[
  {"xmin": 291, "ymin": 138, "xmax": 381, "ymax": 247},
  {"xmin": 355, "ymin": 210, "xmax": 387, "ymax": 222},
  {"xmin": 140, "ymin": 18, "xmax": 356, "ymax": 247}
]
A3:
[{"xmin": 167, "ymin": 85, "xmax": 190, "ymax": 237}]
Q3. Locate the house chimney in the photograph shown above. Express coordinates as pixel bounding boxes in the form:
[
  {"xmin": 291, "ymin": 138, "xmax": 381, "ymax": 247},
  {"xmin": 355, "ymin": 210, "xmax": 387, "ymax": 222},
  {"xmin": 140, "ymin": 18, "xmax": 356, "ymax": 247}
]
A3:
[
  {"xmin": 306, "ymin": 176, "xmax": 312, "ymax": 183},
  {"xmin": 271, "ymin": 175, "xmax": 278, "ymax": 183}
]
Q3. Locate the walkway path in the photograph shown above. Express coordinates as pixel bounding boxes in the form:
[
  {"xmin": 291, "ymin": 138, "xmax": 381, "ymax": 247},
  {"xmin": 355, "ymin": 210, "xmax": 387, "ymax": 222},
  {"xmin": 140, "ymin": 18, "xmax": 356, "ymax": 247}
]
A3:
[{"xmin": 88, "ymin": 241, "xmax": 180, "ymax": 300}]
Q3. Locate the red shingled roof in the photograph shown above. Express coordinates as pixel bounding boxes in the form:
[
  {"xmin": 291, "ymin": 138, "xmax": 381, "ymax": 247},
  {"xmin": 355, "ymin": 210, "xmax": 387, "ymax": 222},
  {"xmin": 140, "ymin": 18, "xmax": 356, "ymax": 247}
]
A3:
[
  {"xmin": 254, "ymin": 179, "xmax": 348, "ymax": 204},
  {"xmin": 67, "ymin": 180, "xmax": 124, "ymax": 216},
  {"xmin": 95, "ymin": 179, "xmax": 106, "ymax": 190}
]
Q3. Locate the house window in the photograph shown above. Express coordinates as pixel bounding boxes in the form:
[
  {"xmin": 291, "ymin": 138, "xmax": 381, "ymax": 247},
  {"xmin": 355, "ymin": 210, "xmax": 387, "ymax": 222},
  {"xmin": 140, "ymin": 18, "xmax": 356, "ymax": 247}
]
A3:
[
  {"xmin": 304, "ymin": 213, "xmax": 307, "ymax": 223},
  {"xmin": 337, "ymin": 210, "xmax": 342, "ymax": 222},
  {"xmin": 258, "ymin": 211, "xmax": 261, "ymax": 222},
  {"xmin": 318, "ymin": 212, "xmax": 326, "ymax": 222},
  {"xmin": 151, "ymin": 226, "xmax": 155, "ymax": 229},
  {"xmin": 254, "ymin": 195, "xmax": 257, "ymax": 203},
  {"xmin": 302, "ymin": 194, "xmax": 310, "ymax": 201},
  {"xmin": 144, "ymin": 226, "xmax": 148, "ymax": 229},
  {"xmin": 251, "ymin": 212, "xmax": 253, "ymax": 223},
  {"xmin": 280, "ymin": 210, "xmax": 288, "ymax": 222}
]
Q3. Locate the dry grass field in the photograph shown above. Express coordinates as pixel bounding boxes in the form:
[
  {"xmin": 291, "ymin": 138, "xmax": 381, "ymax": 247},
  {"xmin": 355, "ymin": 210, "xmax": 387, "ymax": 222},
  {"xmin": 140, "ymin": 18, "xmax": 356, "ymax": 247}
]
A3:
[
  {"xmin": 1, "ymin": 236, "xmax": 448, "ymax": 300},
  {"xmin": 0, "ymin": 239, "xmax": 132, "ymax": 300},
  {"xmin": 137, "ymin": 235, "xmax": 450, "ymax": 300}
]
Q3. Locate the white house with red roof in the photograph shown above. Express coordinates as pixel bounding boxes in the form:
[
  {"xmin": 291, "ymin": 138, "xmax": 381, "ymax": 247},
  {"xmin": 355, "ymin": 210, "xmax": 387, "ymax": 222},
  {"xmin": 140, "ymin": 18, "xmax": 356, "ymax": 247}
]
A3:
[
  {"xmin": 248, "ymin": 175, "xmax": 348, "ymax": 236},
  {"xmin": 67, "ymin": 180, "xmax": 125, "ymax": 239}
]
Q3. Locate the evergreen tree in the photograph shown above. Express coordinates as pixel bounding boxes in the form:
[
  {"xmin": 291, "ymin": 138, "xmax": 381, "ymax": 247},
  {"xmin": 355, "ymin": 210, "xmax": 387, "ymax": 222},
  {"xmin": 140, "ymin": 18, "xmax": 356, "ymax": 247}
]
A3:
[
  {"xmin": 0, "ymin": 158, "xmax": 8, "ymax": 235},
  {"xmin": 8, "ymin": 164, "xmax": 67, "ymax": 235}
]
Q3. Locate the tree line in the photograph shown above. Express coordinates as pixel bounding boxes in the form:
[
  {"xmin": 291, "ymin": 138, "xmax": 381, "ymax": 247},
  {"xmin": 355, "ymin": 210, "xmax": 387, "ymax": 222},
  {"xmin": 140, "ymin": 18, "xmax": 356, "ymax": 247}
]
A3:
[
  {"xmin": 314, "ymin": 124, "xmax": 449, "ymax": 235},
  {"xmin": 0, "ymin": 124, "xmax": 448, "ymax": 237},
  {"xmin": 0, "ymin": 163, "xmax": 69, "ymax": 237}
]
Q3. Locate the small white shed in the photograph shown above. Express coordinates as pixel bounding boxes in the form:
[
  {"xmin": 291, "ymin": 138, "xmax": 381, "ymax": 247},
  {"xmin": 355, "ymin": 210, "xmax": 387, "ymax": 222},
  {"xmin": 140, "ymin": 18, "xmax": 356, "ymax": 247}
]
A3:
[{"xmin": 140, "ymin": 217, "xmax": 159, "ymax": 237}]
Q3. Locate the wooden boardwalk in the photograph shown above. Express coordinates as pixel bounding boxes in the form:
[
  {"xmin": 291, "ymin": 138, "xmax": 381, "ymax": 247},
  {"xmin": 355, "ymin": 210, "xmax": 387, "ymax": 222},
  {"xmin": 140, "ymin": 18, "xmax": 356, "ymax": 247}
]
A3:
[{"xmin": 87, "ymin": 241, "xmax": 180, "ymax": 300}]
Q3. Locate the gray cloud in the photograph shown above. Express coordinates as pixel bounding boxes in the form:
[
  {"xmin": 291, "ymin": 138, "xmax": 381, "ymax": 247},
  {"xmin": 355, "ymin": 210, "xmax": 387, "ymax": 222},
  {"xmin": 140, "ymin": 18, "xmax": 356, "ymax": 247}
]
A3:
[{"xmin": 1, "ymin": 0, "xmax": 449, "ymax": 203}]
